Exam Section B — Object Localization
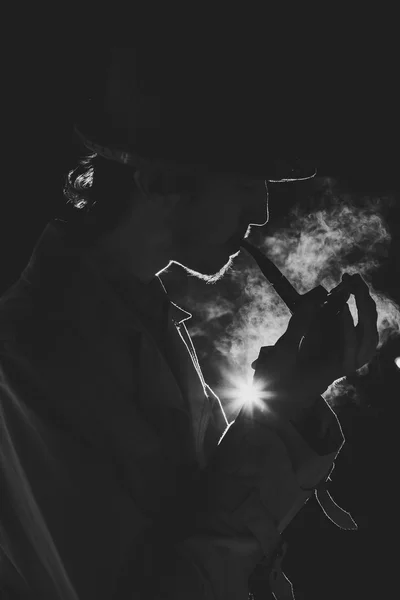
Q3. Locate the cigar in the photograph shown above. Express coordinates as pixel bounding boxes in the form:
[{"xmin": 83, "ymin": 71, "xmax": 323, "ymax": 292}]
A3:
[
  {"xmin": 240, "ymin": 239, "xmax": 301, "ymax": 313},
  {"xmin": 240, "ymin": 239, "xmax": 351, "ymax": 317}
]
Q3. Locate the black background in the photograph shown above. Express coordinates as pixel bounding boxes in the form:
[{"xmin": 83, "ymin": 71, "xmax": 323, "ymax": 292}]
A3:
[{"xmin": 1, "ymin": 40, "xmax": 399, "ymax": 599}]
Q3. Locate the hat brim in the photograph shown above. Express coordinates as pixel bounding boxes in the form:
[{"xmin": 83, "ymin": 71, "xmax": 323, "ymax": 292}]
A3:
[{"xmin": 74, "ymin": 125, "xmax": 317, "ymax": 183}]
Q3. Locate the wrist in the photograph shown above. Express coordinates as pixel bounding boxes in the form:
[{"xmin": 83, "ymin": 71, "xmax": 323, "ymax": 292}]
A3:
[
  {"xmin": 255, "ymin": 385, "xmax": 319, "ymax": 426},
  {"xmin": 287, "ymin": 396, "xmax": 320, "ymax": 428}
]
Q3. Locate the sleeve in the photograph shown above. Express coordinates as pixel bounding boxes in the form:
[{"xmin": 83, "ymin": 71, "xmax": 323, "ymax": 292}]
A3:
[
  {"xmin": 0, "ymin": 356, "xmax": 236, "ymax": 600},
  {"xmin": 0, "ymin": 337, "xmax": 347, "ymax": 600},
  {"xmin": 186, "ymin": 349, "xmax": 349, "ymax": 598},
  {"xmin": 1, "ymin": 368, "xmax": 142, "ymax": 599}
]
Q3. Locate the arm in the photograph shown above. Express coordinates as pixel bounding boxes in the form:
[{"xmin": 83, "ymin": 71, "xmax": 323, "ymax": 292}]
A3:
[
  {"xmin": 185, "ymin": 371, "xmax": 347, "ymax": 598},
  {"xmin": 0, "ymin": 328, "xmax": 351, "ymax": 600},
  {"xmin": 173, "ymin": 272, "xmax": 375, "ymax": 596},
  {"xmin": 0, "ymin": 357, "xmax": 232, "ymax": 600},
  {"xmin": 196, "ymin": 391, "xmax": 343, "ymax": 538}
]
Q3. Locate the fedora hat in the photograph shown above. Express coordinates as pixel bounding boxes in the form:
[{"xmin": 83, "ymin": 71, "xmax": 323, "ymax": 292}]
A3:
[{"xmin": 73, "ymin": 45, "xmax": 318, "ymax": 182}]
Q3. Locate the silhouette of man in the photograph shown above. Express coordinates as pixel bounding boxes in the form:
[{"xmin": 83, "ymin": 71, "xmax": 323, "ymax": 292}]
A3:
[{"xmin": 0, "ymin": 45, "xmax": 378, "ymax": 599}]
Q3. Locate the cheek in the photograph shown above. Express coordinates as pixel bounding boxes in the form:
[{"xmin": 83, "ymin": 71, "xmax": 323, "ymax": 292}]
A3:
[
  {"xmin": 170, "ymin": 208, "xmax": 206, "ymax": 245},
  {"xmin": 197, "ymin": 210, "xmax": 236, "ymax": 243},
  {"xmin": 178, "ymin": 207, "xmax": 216, "ymax": 239},
  {"xmin": 174, "ymin": 187, "xmax": 242, "ymax": 244}
]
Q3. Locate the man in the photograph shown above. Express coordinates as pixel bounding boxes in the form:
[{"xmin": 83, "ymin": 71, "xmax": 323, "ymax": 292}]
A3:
[{"xmin": 0, "ymin": 46, "xmax": 378, "ymax": 599}]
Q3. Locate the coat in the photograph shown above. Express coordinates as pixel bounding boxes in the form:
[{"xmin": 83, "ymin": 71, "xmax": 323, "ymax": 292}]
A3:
[{"xmin": 0, "ymin": 221, "xmax": 356, "ymax": 599}]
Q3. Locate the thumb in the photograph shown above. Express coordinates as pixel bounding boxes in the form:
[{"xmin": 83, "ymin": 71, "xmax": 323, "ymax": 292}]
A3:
[
  {"xmin": 251, "ymin": 346, "xmax": 274, "ymax": 369},
  {"xmin": 300, "ymin": 285, "xmax": 328, "ymax": 307}
]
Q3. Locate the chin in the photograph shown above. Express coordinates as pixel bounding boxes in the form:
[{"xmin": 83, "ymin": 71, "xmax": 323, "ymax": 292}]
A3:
[
  {"xmin": 173, "ymin": 247, "xmax": 236, "ymax": 284},
  {"xmin": 229, "ymin": 248, "xmax": 241, "ymax": 257}
]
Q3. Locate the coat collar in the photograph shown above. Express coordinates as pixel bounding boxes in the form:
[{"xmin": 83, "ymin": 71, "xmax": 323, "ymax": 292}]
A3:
[
  {"xmin": 21, "ymin": 220, "xmax": 193, "ymax": 328},
  {"xmin": 15, "ymin": 220, "xmax": 209, "ymax": 468}
]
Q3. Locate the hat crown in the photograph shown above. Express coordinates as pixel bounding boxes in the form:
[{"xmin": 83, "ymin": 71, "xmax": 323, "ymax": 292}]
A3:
[{"xmin": 74, "ymin": 46, "xmax": 317, "ymax": 181}]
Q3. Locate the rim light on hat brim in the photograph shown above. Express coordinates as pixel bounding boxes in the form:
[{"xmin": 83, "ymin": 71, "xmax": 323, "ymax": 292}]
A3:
[{"xmin": 73, "ymin": 125, "xmax": 318, "ymax": 183}]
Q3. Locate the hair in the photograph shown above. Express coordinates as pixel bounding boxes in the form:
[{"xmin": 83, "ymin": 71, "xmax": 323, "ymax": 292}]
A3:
[
  {"xmin": 60, "ymin": 150, "xmax": 206, "ymax": 245},
  {"xmin": 60, "ymin": 152, "xmax": 139, "ymax": 245},
  {"xmin": 58, "ymin": 46, "xmax": 212, "ymax": 245}
]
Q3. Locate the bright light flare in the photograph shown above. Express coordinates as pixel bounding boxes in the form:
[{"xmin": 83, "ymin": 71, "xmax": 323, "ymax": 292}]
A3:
[
  {"xmin": 218, "ymin": 366, "xmax": 275, "ymax": 418},
  {"xmin": 395, "ymin": 356, "xmax": 400, "ymax": 369},
  {"xmin": 236, "ymin": 380, "xmax": 265, "ymax": 407}
]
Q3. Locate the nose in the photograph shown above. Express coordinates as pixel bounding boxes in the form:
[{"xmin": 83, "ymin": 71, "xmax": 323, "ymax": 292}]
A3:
[{"xmin": 248, "ymin": 180, "xmax": 269, "ymax": 227}]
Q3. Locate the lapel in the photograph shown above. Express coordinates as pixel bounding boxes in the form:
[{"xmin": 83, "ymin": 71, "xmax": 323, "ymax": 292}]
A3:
[
  {"xmin": 135, "ymin": 299, "xmax": 213, "ymax": 469},
  {"xmin": 17, "ymin": 222, "xmax": 212, "ymax": 476}
]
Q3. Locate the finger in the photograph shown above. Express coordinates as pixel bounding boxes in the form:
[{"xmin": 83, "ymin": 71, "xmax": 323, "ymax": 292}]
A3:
[
  {"xmin": 352, "ymin": 275, "xmax": 379, "ymax": 368},
  {"xmin": 340, "ymin": 305, "xmax": 358, "ymax": 375},
  {"xmin": 297, "ymin": 301, "xmax": 353, "ymax": 376},
  {"xmin": 293, "ymin": 305, "xmax": 356, "ymax": 394},
  {"xmin": 251, "ymin": 346, "xmax": 274, "ymax": 370},
  {"xmin": 273, "ymin": 312, "xmax": 319, "ymax": 374},
  {"xmin": 277, "ymin": 286, "xmax": 327, "ymax": 350}
]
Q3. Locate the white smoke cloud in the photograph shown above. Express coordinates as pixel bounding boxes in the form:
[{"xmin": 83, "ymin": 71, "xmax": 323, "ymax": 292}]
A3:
[
  {"xmin": 190, "ymin": 295, "xmax": 235, "ymax": 326},
  {"xmin": 263, "ymin": 199, "xmax": 390, "ymax": 289},
  {"xmin": 187, "ymin": 178, "xmax": 400, "ymax": 410}
]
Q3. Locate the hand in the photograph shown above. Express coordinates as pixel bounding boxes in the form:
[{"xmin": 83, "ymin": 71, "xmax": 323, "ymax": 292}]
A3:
[{"xmin": 251, "ymin": 273, "xmax": 379, "ymax": 418}]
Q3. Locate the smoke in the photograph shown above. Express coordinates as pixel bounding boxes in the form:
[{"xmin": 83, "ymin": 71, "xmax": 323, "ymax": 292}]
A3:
[
  {"xmin": 186, "ymin": 177, "xmax": 400, "ymax": 410},
  {"xmin": 262, "ymin": 191, "xmax": 400, "ymax": 350}
]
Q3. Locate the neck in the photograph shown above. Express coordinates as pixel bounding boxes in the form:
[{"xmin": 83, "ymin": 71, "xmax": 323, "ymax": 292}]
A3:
[{"xmin": 85, "ymin": 221, "xmax": 171, "ymax": 285}]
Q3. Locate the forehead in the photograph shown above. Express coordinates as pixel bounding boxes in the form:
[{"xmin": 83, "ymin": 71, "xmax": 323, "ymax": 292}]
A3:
[
  {"xmin": 189, "ymin": 171, "xmax": 267, "ymax": 208},
  {"xmin": 205, "ymin": 170, "xmax": 266, "ymax": 187},
  {"xmin": 156, "ymin": 163, "xmax": 267, "ymax": 195}
]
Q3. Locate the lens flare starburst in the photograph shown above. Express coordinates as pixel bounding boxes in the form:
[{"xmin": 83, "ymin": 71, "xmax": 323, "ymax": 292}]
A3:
[
  {"xmin": 236, "ymin": 380, "xmax": 263, "ymax": 406},
  {"xmin": 218, "ymin": 367, "xmax": 274, "ymax": 418}
]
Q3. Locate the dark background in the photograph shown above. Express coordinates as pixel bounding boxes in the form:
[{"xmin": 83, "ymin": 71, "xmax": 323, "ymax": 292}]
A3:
[{"xmin": 1, "ymin": 42, "xmax": 399, "ymax": 599}]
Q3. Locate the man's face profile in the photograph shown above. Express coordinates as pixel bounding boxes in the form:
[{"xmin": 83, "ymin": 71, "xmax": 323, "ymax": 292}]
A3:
[
  {"xmin": 88, "ymin": 48, "xmax": 270, "ymax": 285},
  {"xmin": 87, "ymin": 169, "xmax": 269, "ymax": 287},
  {"xmin": 167, "ymin": 172, "xmax": 269, "ymax": 284}
]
